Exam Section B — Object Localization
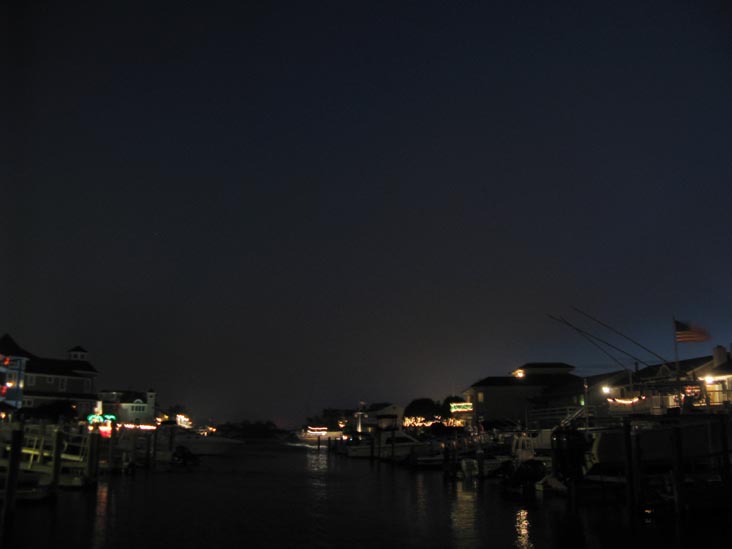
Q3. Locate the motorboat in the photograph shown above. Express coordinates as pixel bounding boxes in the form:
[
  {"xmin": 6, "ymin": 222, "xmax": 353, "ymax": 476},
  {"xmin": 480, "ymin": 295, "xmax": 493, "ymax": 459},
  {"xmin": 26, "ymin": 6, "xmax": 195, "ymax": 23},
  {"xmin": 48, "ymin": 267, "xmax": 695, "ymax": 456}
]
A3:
[
  {"xmin": 345, "ymin": 430, "xmax": 429, "ymax": 460},
  {"xmin": 295, "ymin": 427, "xmax": 344, "ymax": 446}
]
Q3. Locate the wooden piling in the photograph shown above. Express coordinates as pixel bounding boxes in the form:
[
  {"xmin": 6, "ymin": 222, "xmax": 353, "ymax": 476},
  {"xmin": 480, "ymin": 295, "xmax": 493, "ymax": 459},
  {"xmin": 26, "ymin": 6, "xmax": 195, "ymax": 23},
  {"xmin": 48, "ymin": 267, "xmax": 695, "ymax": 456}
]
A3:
[
  {"xmin": 1, "ymin": 430, "xmax": 24, "ymax": 539},
  {"xmin": 86, "ymin": 431, "xmax": 100, "ymax": 484},
  {"xmin": 622, "ymin": 418, "xmax": 636, "ymax": 524},
  {"xmin": 108, "ymin": 424, "xmax": 117, "ymax": 472},
  {"xmin": 670, "ymin": 425, "xmax": 684, "ymax": 516},
  {"xmin": 130, "ymin": 429, "xmax": 139, "ymax": 467},
  {"xmin": 631, "ymin": 428, "xmax": 643, "ymax": 513},
  {"xmin": 718, "ymin": 415, "xmax": 730, "ymax": 489},
  {"xmin": 151, "ymin": 428, "xmax": 158, "ymax": 470},
  {"xmin": 144, "ymin": 433, "xmax": 152, "ymax": 469},
  {"xmin": 50, "ymin": 428, "xmax": 63, "ymax": 493}
]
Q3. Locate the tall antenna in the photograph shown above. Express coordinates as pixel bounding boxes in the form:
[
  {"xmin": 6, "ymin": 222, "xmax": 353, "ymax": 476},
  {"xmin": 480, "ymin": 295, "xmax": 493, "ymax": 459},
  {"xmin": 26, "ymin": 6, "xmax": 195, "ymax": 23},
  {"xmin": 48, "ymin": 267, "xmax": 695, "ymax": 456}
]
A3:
[
  {"xmin": 572, "ymin": 307, "xmax": 670, "ymax": 365},
  {"xmin": 547, "ymin": 314, "xmax": 653, "ymax": 368}
]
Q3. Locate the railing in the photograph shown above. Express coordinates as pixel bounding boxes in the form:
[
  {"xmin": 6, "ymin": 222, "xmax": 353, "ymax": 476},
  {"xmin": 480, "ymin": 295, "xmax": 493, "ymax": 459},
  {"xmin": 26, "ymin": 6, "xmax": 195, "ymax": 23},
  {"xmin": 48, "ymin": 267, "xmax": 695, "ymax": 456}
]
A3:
[{"xmin": 527, "ymin": 406, "xmax": 598, "ymax": 426}]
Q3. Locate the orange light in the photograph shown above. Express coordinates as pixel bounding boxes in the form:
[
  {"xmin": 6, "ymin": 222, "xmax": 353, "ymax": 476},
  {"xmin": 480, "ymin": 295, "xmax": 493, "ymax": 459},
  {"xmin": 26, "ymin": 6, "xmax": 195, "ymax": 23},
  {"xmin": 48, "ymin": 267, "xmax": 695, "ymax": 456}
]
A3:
[{"xmin": 3, "ymin": 358, "xmax": 9, "ymax": 366}]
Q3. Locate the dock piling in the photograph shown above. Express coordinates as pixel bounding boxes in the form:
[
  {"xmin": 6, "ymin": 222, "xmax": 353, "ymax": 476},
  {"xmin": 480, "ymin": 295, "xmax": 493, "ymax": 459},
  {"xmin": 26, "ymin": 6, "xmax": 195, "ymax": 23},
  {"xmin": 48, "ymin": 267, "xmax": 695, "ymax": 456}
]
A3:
[
  {"xmin": 50, "ymin": 428, "xmax": 63, "ymax": 493},
  {"xmin": 1, "ymin": 430, "xmax": 24, "ymax": 540}
]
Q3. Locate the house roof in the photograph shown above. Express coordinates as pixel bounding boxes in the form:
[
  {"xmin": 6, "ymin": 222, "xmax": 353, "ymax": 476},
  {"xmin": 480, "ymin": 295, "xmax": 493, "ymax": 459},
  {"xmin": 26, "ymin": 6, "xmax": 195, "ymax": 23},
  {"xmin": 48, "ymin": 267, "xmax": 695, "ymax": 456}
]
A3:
[
  {"xmin": 538, "ymin": 369, "xmax": 631, "ymax": 397},
  {"xmin": 100, "ymin": 390, "xmax": 148, "ymax": 403},
  {"xmin": 0, "ymin": 334, "xmax": 97, "ymax": 375},
  {"xmin": 24, "ymin": 389, "xmax": 98, "ymax": 401},
  {"xmin": 519, "ymin": 362, "xmax": 575, "ymax": 371},
  {"xmin": 636, "ymin": 355, "xmax": 712, "ymax": 380},
  {"xmin": 26, "ymin": 357, "xmax": 97, "ymax": 376},
  {"xmin": 67, "ymin": 345, "xmax": 88, "ymax": 353},
  {"xmin": 366, "ymin": 402, "xmax": 393, "ymax": 412},
  {"xmin": 0, "ymin": 334, "xmax": 37, "ymax": 359},
  {"xmin": 711, "ymin": 360, "xmax": 732, "ymax": 375},
  {"xmin": 470, "ymin": 373, "xmax": 582, "ymax": 388}
]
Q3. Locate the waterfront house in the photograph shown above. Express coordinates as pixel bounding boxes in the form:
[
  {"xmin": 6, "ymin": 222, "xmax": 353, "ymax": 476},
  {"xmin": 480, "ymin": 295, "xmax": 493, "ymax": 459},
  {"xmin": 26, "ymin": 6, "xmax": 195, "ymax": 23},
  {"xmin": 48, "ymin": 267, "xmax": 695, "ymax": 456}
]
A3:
[
  {"xmin": 0, "ymin": 334, "xmax": 31, "ymax": 410},
  {"xmin": 359, "ymin": 403, "xmax": 405, "ymax": 432},
  {"xmin": 0, "ymin": 334, "xmax": 98, "ymax": 417},
  {"xmin": 612, "ymin": 345, "xmax": 732, "ymax": 415},
  {"xmin": 463, "ymin": 363, "xmax": 581, "ymax": 426},
  {"xmin": 99, "ymin": 389, "xmax": 157, "ymax": 425}
]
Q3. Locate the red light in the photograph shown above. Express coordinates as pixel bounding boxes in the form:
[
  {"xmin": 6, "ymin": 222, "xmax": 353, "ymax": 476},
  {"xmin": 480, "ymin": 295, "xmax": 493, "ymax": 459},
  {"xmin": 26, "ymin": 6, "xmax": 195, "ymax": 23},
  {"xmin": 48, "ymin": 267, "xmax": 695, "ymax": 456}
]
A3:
[
  {"xmin": 3, "ymin": 358, "xmax": 9, "ymax": 366},
  {"xmin": 1, "ymin": 386, "xmax": 6, "ymax": 396}
]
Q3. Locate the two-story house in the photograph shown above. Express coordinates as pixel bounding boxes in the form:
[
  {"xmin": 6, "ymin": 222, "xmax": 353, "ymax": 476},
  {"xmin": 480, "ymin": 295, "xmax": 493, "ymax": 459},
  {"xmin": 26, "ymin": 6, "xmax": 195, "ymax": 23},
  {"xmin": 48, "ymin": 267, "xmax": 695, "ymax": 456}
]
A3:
[
  {"xmin": 99, "ymin": 389, "xmax": 157, "ymax": 426},
  {"xmin": 0, "ymin": 334, "xmax": 98, "ymax": 417},
  {"xmin": 463, "ymin": 362, "xmax": 581, "ymax": 426}
]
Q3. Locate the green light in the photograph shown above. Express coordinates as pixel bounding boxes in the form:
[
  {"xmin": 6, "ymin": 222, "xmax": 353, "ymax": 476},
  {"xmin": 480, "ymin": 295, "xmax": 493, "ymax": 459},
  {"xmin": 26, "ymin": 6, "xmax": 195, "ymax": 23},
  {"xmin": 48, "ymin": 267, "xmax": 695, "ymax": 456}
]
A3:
[
  {"xmin": 87, "ymin": 413, "xmax": 117, "ymax": 424},
  {"xmin": 450, "ymin": 402, "xmax": 474, "ymax": 413}
]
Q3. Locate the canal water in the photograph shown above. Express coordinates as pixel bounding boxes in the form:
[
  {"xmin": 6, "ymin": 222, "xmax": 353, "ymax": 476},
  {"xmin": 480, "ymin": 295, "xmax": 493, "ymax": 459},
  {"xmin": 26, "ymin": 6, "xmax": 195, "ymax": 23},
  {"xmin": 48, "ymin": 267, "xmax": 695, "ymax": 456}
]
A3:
[{"xmin": 7, "ymin": 443, "xmax": 731, "ymax": 548}]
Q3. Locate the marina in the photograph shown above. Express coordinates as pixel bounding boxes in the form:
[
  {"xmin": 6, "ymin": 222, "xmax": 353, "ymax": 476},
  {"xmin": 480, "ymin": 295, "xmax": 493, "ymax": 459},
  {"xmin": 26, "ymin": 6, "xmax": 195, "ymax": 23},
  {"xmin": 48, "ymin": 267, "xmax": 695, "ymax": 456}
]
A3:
[
  {"xmin": 3, "ymin": 334, "xmax": 732, "ymax": 546},
  {"xmin": 4, "ymin": 439, "xmax": 732, "ymax": 549}
]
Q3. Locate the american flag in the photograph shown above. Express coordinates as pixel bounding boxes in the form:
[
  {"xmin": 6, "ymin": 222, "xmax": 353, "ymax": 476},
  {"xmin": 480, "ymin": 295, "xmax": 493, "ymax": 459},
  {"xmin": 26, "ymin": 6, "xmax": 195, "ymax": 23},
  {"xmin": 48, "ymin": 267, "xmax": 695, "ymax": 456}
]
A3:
[{"xmin": 674, "ymin": 320, "xmax": 710, "ymax": 343}]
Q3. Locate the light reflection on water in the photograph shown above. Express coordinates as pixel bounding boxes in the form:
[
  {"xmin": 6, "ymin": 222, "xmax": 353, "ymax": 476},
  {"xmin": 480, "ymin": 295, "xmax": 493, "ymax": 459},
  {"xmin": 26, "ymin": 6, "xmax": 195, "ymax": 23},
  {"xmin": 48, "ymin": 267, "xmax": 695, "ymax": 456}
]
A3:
[
  {"xmin": 450, "ymin": 480, "xmax": 478, "ymax": 547},
  {"xmin": 92, "ymin": 482, "xmax": 109, "ymax": 549},
  {"xmin": 514, "ymin": 509, "xmax": 533, "ymax": 549},
  {"xmin": 8, "ymin": 444, "xmax": 732, "ymax": 549}
]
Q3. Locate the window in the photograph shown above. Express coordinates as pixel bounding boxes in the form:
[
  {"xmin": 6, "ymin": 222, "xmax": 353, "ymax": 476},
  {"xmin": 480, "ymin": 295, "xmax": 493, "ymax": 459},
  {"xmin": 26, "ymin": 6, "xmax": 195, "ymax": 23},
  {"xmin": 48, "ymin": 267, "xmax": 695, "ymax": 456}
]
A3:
[
  {"xmin": 26, "ymin": 375, "xmax": 35, "ymax": 386},
  {"xmin": 59, "ymin": 378, "xmax": 67, "ymax": 392},
  {"xmin": 23, "ymin": 399, "xmax": 33, "ymax": 407},
  {"xmin": 46, "ymin": 377, "xmax": 54, "ymax": 384},
  {"xmin": 84, "ymin": 379, "xmax": 91, "ymax": 392},
  {"xmin": 477, "ymin": 392, "xmax": 484, "ymax": 403}
]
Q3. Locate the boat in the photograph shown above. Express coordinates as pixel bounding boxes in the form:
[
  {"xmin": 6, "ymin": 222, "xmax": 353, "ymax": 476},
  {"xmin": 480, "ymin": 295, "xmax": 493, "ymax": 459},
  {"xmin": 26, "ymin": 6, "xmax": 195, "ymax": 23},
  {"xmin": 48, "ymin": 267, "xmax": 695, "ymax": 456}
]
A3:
[
  {"xmin": 345, "ymin": 430, "xmax": 430, "ymax": 460},
  {"xmin": 586, "ymin": 417, "xmax": 732, "ymax": 475},
  {"xmin": 295, "ymin": 427, "xmax": 344, "ymax": 446},
  {"xmin": 156, "ymin": 424, "xmax": 244, "ymax": 457}
]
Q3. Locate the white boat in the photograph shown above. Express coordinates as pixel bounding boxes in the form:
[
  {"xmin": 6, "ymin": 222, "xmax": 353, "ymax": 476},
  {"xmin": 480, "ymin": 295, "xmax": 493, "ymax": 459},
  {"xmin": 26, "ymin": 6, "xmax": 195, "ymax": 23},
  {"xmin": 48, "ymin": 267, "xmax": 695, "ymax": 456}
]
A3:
[
  {"xmin": 296, "ymin": 427, "xmax": 343, "ymax": 446},
  {"xmin": 345, "ymin": 431, "xmax": 429, "ymax": 460}
]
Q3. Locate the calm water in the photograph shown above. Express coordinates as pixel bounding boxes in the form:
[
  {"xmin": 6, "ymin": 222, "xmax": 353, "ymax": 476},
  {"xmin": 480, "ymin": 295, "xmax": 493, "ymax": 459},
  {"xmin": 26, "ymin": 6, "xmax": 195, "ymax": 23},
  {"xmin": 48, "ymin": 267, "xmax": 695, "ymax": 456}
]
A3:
[{"xmin": 7, "ymin": 443, "xmax": 731, "ymax": 548}]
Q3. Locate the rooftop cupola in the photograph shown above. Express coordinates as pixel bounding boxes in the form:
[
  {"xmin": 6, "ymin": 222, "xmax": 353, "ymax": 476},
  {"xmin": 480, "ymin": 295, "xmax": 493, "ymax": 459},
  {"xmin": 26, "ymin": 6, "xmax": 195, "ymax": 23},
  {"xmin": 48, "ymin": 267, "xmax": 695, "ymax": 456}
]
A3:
[{"xmin": 67, "ymin": 345, "xmax": 88, "ymax": 361}]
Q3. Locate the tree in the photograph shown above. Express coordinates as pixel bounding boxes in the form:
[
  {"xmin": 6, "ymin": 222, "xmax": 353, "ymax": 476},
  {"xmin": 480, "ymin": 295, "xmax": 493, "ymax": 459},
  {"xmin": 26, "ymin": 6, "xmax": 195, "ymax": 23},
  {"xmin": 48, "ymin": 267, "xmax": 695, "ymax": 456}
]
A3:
[
  {"xmin": 440, "ymin": 395, "xmax": 465, "ymax": 418},
  {"xmin": 404, "ymin": 398, "xmax": 440, "ymax": 420}
]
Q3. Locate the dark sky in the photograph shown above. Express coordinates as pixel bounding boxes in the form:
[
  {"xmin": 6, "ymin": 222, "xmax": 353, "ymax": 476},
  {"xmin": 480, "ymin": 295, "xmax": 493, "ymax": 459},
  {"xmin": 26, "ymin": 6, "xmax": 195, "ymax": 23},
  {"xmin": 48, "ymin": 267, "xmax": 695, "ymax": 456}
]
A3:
[{"xmin": 4, "ymin": 1, "xmax": 732, "ymax": 427}]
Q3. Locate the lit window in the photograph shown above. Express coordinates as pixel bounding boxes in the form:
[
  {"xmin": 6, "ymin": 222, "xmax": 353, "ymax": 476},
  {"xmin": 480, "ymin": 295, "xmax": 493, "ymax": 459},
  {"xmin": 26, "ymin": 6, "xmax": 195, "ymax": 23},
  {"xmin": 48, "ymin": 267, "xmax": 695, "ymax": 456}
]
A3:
[{"xmin": 477, "ymin": 392, "xmax": 484, "ymax": 403}]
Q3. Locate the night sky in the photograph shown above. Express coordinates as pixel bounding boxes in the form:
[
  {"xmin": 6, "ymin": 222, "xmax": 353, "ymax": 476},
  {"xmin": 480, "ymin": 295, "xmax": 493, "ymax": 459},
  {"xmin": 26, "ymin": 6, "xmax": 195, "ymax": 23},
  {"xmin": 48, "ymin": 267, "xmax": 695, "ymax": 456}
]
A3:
[{"xmin": 4, "ymin": 1, "xmax": 732, "ymax": 427}]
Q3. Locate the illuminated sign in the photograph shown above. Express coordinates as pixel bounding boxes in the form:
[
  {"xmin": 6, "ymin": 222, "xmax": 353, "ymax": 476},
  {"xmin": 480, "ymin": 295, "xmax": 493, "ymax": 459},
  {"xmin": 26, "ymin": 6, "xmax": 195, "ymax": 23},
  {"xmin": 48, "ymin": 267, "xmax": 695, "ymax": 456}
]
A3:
[
  {"xmin": 450, "ymin": 402, "xmax": 474, "ymax": 413},
  {"xmin": 87, "ymin": 413, "xmax": 117, "ymax": 424}
]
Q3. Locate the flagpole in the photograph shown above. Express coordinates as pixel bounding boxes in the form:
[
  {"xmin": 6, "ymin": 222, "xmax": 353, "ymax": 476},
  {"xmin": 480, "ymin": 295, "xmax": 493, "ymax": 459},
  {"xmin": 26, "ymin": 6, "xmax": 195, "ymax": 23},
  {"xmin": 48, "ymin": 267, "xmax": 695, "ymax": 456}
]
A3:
[{"xmin": 673, "ymin": 316, "xmax": 680, "ymax": 381}]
